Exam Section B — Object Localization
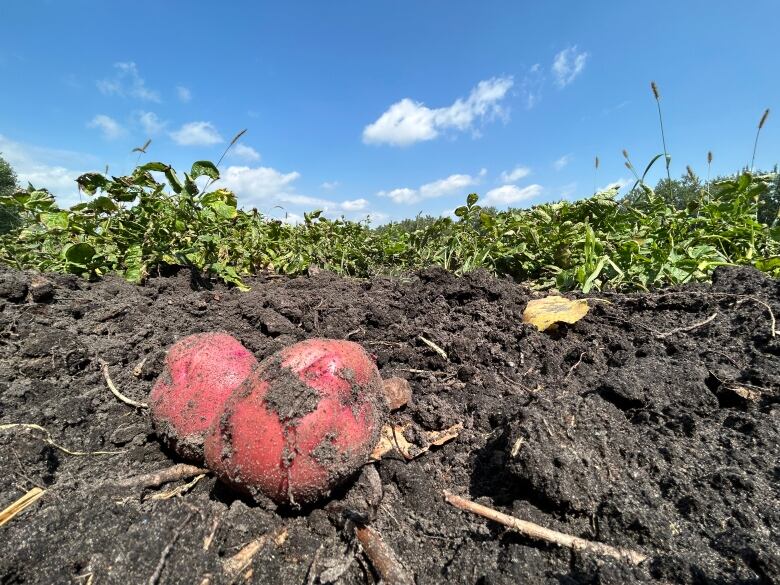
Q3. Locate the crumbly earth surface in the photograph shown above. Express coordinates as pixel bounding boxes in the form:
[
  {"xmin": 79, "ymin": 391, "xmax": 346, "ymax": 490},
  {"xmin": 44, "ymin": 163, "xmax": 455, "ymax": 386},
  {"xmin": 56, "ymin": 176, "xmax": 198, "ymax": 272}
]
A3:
[{"xmin": 0, "ymin": 264, "xmax": 778, "ymax": 584}]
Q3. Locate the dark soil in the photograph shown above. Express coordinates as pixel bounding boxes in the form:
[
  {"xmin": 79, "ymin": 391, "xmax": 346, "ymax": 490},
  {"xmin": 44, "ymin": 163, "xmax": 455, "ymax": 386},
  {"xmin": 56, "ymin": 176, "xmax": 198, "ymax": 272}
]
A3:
[{"xmin": 0, "ymin": 265, "xmax": 778, "ymax": 585}]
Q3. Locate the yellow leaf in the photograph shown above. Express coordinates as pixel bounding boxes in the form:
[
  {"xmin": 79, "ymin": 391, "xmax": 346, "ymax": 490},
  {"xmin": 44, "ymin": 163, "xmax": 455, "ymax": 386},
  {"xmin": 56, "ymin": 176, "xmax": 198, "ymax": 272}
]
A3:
[{"xmin": 523, "ymin": 296, "xmax": 589, "ymax": 331}]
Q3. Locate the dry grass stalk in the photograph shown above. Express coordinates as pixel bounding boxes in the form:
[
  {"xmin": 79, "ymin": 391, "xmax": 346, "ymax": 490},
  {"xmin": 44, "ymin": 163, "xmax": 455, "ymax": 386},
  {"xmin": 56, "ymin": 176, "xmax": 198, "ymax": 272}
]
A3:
[
  {"xmin": 114, "ymin": 463, "xmax": 210, "ymax": 489},
  {"xmin": 99, "ymin": 359, "xmax": 148, "ymax": 409},
  {"xmin": 0, "ymin": 423, "xmax": 123, "ymax": 456},
  {"xmin": 417, "ymin": 335, "xmax": 448, "ymax": 360},
  {"xmin": 150, "ymin": 473, "xmax": 206, "ymax": 500},
  {"xmin": 443, "ymin": 490, "xmax": 648, "ymax": 566},
  {"xmin": 223, "ymin": 527, "xmax": 288, "ymax": 580},
  {"xmin": 0, "ymin": 487, "xmax": 45, "ymax": 527}
]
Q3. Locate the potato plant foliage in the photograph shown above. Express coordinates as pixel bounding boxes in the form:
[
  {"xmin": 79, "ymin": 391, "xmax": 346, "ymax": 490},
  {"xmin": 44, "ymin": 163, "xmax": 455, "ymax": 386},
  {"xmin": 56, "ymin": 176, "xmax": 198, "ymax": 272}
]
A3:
[{"xmin": 0, "ymin": 160, "xmax": 778, "ymax": 292}]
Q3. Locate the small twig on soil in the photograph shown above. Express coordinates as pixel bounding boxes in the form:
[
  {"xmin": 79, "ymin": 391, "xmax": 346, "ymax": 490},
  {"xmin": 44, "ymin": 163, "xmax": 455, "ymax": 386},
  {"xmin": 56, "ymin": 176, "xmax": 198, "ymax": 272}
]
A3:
[
  {"xmin": 203, "ymin": 516, "xmax": 221, "ymax": 551},
  {"xmin": 354, "ymin": 523, "xmax": 414, "ymax": 585},
  {"xmin": 655, "ymin": 291, "xmax": 777, "ymax": 338},
  {"xmin": 223, "ymin": 527, "xmax": 288, "ymax": 581},
  {"xmin": 655, "ymin": 312, "xmax": 718, "ymax": 339},
  {"xmin": 563, "ymin": 352, "xmax": 587, "ymax": 381},
  {"xmin": 0, "ymin": 487, "xmax": 45, "ymax": 527},
  {"xmin": 417, "ymin": 335, "xmax": 448, "ymax": 360},
  {"xmin": 443, "ymin": 491, "xmax": 648, "ymax": 566},
  {"xmin": 735, "ymin": 297, "xmax": 777, "ymax": 337},
  {"xmin": 150, "ymin": 473, "xmax": 206, "ymax": 500},
  {"xmin": 0, "ymin": 423, "xmax": 124, "ymax": 456},
  {"xmin": 147, "ymin": 515, "xmax": 191, "ymax": 585},
  {"xmin": 113, "ymin": 463, "xmax": 210, "ymax": 489},
  {"xmin": 99, "ymin": 359, "xmax": 148, "ymax": 409}
]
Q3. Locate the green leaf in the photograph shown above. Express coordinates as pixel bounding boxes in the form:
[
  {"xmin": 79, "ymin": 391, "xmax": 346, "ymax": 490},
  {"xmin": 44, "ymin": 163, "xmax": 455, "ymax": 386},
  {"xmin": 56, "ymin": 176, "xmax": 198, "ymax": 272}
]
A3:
[
  {"xmin": 467, "ymin": 193, "xmax": 479, "ymax": 206},
  {"xmin": 86, "ymin": 196, "xmax": 119, "ymax": 213},
  {"xmin": 191, "ymin": 161, "xmax": 220, "ymax": 180},
  {"xmin": 77, "ymin": 173, "xmax": 109, "ymax": 194},
  {"xmin": 40, "ymin": 211, "xmax": 69, "ymax": 230},
  {"xmin": 137, "ymin": 162, "xmax": 170, "ymax": 173},
  {"xmin": 164, "ymin": 168, "xmax": 183, "ymax": 193},
  {"xmin": 123, "ymin": 245, "xmax": 144, "ymax": 282},
  {"xmin": 63, "ymin": 242, "xmax": 96, "ymax": 266}
]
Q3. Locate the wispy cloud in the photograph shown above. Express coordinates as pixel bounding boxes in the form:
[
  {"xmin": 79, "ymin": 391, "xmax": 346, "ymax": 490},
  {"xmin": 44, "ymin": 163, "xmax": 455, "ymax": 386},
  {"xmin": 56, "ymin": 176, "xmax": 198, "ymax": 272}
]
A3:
[
  {"xmin": 320, "ymin": 181, "xmax": 340, "ymax": 191},
  {"xmin": 229, "ymin": 143, "xmax": 261, "ymax": 162},
  {"xmin": 378, "ymin": 172, "xmax": 481, "ymax": 204},
  {"xmin": 363, "ymin": 76, "xmax": 513, "ymax": 147},
  {"xmin": 483, "ymin": 184, "xmax": 543, "ymax": 206},
  {"xmin": 597, "ymin": 177, "xmax": 630, "ymax": 193},
  {"xmin": 170, "ymin": 121, "xmax": 223, "ymax": 146},
  {"xmin": 137, "ymin": 111, "xmax": 166, "ymax": 135},
  {"xmin": 553, "ymin": 154, "xmax": 572, "ymax": 171},
  {"xmin": 87, "ymin": 114, "xmax": 125, "ymax": 140},
  {"xmin": 520, "ymin": 63, "xmax": 544, "ymax": 109},
  {"xmin": 176, "ymin": 85, "xmax": 192, "ymax": 103},
  {"xmin": 499, "ymin": 165, "xmax": 531, "ymax": 183},
  {"xmin": 559, "ymin": 182, "xmax": 577, "ymax": 199},
  {"xmin": 97, "ymin": 62, "xmax": 160, "ymax": 102},
  {"xmin": 552, "ymin": 46, "xmax": 589, "ymax": 88}
]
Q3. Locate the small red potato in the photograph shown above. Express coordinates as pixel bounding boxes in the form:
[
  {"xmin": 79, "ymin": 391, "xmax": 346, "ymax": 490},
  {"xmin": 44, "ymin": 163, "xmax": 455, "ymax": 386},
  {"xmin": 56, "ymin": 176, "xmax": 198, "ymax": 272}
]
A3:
[
  {"xmin": 150, "ymin": 332, "xmax": 257, "ymax": 461},
  {"xmin": 204, "ymin": 338, "xmax": 386, "ymax": 505}
]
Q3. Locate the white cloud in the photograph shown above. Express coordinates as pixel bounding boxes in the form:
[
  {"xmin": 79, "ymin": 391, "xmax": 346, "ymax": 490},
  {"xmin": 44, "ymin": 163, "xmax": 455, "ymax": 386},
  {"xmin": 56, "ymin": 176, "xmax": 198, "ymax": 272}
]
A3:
[
  {"xmin": 320, "ymin": 181, "xmax": 340, "ymax": 190},
  {"xmin": 137, "ymin": 111, "xmax": 166, "ymax": 135},
  {"xmin": 520, "ymin": 63, "xmax": 545, "ymax": 109},
  {"xmin": 560, "ymin": 182, "xmax": 577, "ymax": 199},
  {"xmin": 378, "ymin": 187, "xmax": 418, "ymax": 205},
  {"xmin": 553, "ymin": 154, "xmax": 572, "ymax": 171},
  {"xmin": 217, "ymin": 166, "xmax": 372, "ymax": 219},
  {"xmin": 176, "ymin": 85, "xmax": 192, "ymax": 103},
  {"xmin": 483, "ymin": 184, "xmax": 543, "ymax": 206},
  {"xmin": 597, "ymin": 177, "xmax": 630, "ymax": 193},
  {"xmin": 552, "ymin": 47, "xmax": 589, "ymax": 88},
  {"xmin": 378, "ymin": 172, "xmax": 480, "ymax": 204},
  {"xmin": 87, "ymin": 114, "xmax": 125, "ymax": 140},
  {"xmin": 499, "ymin": 165, "xmax": 531, "ymax": 183},
  {"xmin": 229, "ymin": 143, "xmax": 261, "ymax": 161},
  {"xmin": 0, "ymin": 134, "xmax": 99, "ymax": 207},
  {"xmin": 97, "ymin": 62, "xmax": 160, "ymax": 102},
  {"xmin": 363, "ymin": 76, "xmax": 513, "ymax": 146},
  {"xmin": 170, "ymin": 121, "xmax": 223, "ymax": 146},
  {"xmin": 218, "ymin": 165, "xmax": 300, "ymax": 203},
  {"xmin": 340, "ymin": 198, "xmax": 368, "ymax": 211}
]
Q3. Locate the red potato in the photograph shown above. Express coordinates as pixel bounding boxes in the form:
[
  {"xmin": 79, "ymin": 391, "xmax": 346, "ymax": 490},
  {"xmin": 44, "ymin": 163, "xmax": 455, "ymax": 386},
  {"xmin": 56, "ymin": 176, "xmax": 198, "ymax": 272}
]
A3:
[
  {"xmin": 204, "ymin": 338, "xmax": 387, "ymax": 505},
  {"xmin": 150, "ymin": 332, "xmax": 257, "ymax": 461}
]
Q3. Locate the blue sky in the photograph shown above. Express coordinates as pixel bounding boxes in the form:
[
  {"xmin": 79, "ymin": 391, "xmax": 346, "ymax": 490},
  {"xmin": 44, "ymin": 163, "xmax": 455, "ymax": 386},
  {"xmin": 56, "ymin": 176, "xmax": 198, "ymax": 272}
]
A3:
[{"xmin": 1, "ymin": 0, "xmax": 778, "ymax": 223}]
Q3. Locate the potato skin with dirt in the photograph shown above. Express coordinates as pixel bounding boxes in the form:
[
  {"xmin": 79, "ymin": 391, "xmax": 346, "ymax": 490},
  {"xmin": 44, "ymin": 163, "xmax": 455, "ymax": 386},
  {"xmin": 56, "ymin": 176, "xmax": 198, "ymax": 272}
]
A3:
[
  {"xmin": 150, "ymin": 332, "xmax": 257, "ymax": 461},
  {"xmin": 204, "ymin": 338, "xmax": 387, "ymax": 505}
]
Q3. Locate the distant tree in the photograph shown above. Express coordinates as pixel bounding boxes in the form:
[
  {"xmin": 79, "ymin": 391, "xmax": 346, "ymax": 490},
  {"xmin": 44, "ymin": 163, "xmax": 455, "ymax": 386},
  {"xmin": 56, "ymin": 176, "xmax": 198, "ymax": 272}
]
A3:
[
  {"xmin": 0, "ymin": 155, "xmax": 16, "ymax": 196},
  {"xmin": 621, "ymin": 167, "xmax": 779, "ymax": 225},
  {"xmin": 0, "ymin": 155, "xmax": 21, "ymax": 234}
]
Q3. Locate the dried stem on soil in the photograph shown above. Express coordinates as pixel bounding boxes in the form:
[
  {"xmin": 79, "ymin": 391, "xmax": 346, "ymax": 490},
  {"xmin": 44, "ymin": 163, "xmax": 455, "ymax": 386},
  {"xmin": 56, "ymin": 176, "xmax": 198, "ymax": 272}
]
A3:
[
  {"xmin": 354, "ymin": 523, "xmax": 414, "ymax": 585},
  {"xmin": 149, "ymin": 473, "xmax": 206, "ymax": 500},
  {"xmin": 0, "ymin": 423, "xmax": 124, "ymax": 456},
  {"xmin": 443, "ymin": 491, "xmax": 648, "ymax": 566},
  {"xmin": 113, "ymin": 463, "xmax": 210, "ymax": 489},
  {"xmin": 99, "ymin": 359, "xmax": 149, "ymax": 409},
  {"xmin": 0, "ymin": 487, "xmax": 45, "ymax": 526},
  {"xmin": 147, "ymin": 515, "xmax": 190, "ymax": 585},
  {"xmin": 417, "ymin": 335, "xmax": 448, "ymax": 360},
  {"xmin": 223, "ymin": 527, "xmax": 288, "ymax": 581},
  {"xmin": 655, "ymin": 312, "xmax": 718, "ymax": 339}
]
